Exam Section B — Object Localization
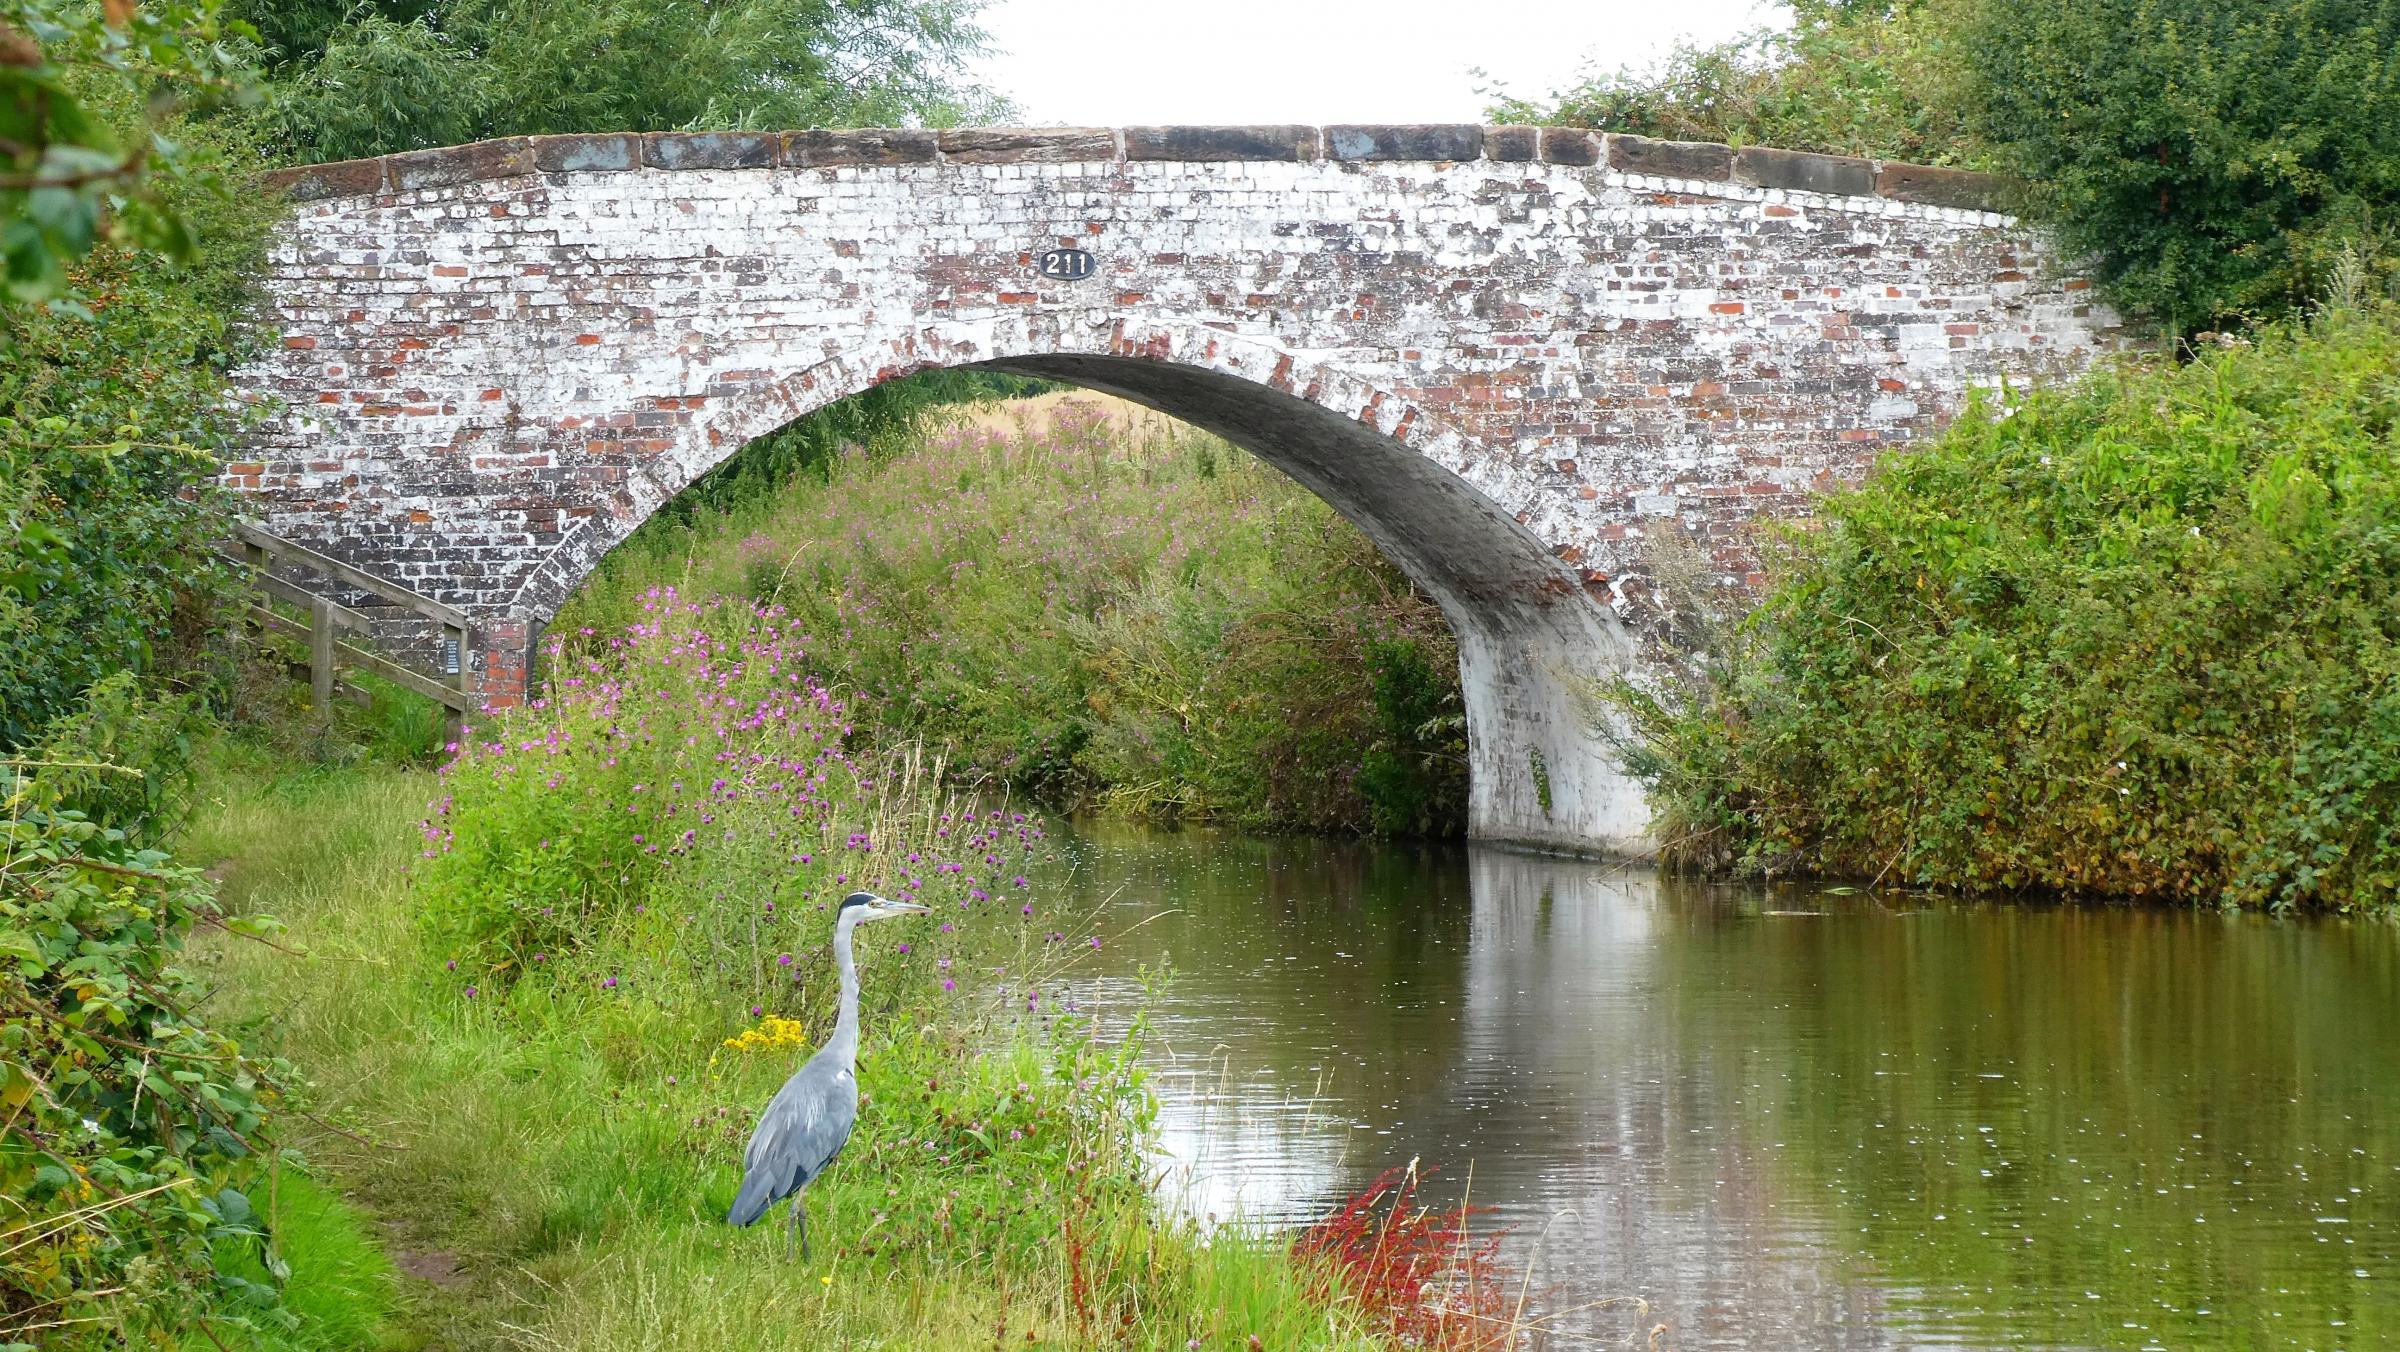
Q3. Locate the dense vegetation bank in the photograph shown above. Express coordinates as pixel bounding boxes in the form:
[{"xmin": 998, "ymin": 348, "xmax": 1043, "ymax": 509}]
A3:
[
  {"xmin": 152, "ymin": 599, "xmax": 1483, "ymax": 1349},
  {"xmin": 558, "ymin": 396, "xmax": 1470, "ymax": 838},
  {"xmin": 1612, "ymin": 302, "xmax": 2400, "ymax": 912}
]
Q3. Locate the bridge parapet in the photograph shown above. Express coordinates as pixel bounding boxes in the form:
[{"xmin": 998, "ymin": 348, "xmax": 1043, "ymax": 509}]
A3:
[{"xmin": 264, "ymin": 123, "xmax": 2008, "ymax": 214}]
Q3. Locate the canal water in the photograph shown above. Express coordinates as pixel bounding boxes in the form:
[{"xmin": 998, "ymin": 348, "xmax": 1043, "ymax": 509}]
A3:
[{"xmin": 1043, "ymin": 822, "xmax": 2399, "ymax": 1350}]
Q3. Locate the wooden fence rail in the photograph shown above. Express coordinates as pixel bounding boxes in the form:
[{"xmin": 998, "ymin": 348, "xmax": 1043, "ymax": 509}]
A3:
[{"xmin": 225, "ymin": 522, "xmax": 474, "ymax": 730}]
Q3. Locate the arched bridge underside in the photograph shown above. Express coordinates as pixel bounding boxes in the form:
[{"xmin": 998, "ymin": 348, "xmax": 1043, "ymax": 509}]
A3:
[{"xmin": 233, "ymin": 124, "xmax": 2121, "ymax": 854}]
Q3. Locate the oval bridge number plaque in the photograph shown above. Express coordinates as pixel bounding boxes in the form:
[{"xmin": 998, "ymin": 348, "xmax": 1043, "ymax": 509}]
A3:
[{"xmin": 1036, "ymin": 247, "xmax": 1095, "ymax": 281}]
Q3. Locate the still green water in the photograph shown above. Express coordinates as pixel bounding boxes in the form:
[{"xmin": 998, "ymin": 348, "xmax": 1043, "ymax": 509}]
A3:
[{"xmin": 1042, "ymin": 824, "xmax": 2399, "ymax": 1350}]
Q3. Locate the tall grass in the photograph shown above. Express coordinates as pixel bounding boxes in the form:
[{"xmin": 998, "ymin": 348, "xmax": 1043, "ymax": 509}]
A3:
[
  {"xmin": 554, "ymin": 396, "xmax": 1468, "ymax": 837},
  {"xmin": 183, "ymin": 595, "xmax": 1407, "ymax": 1348}
]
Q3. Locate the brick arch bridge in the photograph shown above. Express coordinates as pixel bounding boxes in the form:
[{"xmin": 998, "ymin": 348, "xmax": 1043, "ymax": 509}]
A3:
[{"xmin": 231, "ymin": 124, "xmax": 2121, "ymax": 853}]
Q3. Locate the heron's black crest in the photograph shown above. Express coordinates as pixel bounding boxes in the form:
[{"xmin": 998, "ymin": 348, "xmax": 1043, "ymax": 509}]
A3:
[{"xmin": 838, "ymin": 891, "xmax": 877, "ymax": 912}]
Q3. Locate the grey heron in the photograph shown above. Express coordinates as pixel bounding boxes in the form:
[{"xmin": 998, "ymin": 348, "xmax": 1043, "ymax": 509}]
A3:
[{"xmin": 727, "ymin": 889, "xmax": 929, "ymax": 1259}]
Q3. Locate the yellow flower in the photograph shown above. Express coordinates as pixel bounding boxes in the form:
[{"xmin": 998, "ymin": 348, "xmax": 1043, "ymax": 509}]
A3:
[{"xmin": 720, "ymin": 1015, "xmax": 812, "ymax": 1054}]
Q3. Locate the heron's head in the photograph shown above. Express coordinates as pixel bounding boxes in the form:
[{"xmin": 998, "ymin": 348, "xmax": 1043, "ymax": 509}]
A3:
[{"xmin": 839, "ymin": 890, "xmax": 930, "ymax": 924}]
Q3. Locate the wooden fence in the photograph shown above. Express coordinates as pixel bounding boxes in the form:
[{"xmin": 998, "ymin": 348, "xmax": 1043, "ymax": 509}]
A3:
[{"xmin": 227, "ymin": 521, "xmax": 474, "ymax": 731}]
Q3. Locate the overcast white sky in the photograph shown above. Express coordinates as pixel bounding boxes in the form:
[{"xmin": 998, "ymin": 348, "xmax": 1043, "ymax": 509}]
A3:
[{"xmin": 968, "ymin": 0, "xmax": 1785, "ymax": 127}]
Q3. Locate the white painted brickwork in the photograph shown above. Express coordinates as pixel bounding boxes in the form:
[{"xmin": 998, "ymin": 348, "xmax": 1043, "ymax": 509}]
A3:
[{"xmin": 229, "ymin": 128, "xmax": 2123, "ymax": 852}]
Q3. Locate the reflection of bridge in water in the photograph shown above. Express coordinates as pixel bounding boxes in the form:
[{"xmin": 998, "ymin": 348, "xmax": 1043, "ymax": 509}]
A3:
[{"xmin": 1060, "ymin": 827, "xmax": 2400, "ymax": 1349}]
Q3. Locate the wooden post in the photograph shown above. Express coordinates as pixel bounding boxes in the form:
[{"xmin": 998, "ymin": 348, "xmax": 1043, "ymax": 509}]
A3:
[
  {"xmin": 442, "ymin": 621, "xmax": 469, "ymax": 746},
  {"xmin": 310, "ymin": 597, "xmax": 336, "ymax": 710}
]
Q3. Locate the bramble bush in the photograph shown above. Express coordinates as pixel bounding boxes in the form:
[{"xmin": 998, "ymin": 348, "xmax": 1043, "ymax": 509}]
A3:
[
  {"xmin": 0, "ymin": 757, "xmax": 299, "ymax": 1343},
  {"xmin": 1607, "ymin": 300, "xmax": 2400, "ymax": 911}
]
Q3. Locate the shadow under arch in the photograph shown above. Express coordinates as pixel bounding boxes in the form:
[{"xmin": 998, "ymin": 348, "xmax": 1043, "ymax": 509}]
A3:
[{"xmin": 512, "ymin": 319, "xmax": 1651, "ymax": 855}]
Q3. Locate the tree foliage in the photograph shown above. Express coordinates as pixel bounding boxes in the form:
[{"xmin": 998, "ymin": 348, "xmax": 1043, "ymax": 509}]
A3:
[
  {"xmin": 0, "ymin": 106, "xmax": 272, "ymax": 752},
  {"xmin": 1954, "ymin": 0, "xmax": 2400, "ymax": 333},
  {"xmin": 239, "ymin": 0, "xmax": 1009, "ymax": 163},
  {"xmin": 1506, "ymin": 0, "xmax": 2400, "ymax": 333},
  {"xmin": 1, "ymin": 0, "xmax": 257, "ymax": 307},
  {"xmin": 1609, "ymin": 302, "xmax": 2400, "ymax": 911},
  {"xmin": 1490, "ymin": 1, "xmax": 1980, "ymax": 167}
]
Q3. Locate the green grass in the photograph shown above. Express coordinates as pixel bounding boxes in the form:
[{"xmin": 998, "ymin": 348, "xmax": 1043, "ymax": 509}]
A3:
[
  {"xmin": 183, "ymin": 736, "xmax": 1395, "ymax": 1349},
  {"xmin": 210, "ymin": 1173, "xmax": 404, "ymax": 1351}
]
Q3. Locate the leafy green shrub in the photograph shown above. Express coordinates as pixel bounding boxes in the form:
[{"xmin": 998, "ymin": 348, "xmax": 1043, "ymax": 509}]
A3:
[
  {"xmin": 20, "ymin": 673, "xmax": 206, "ymax": 842},
  {"xmin": 1, "ymin": 0, "xmax": 259, "ymax": 306},
  {"xmin": 1493, "ymin": 0, "xmax": 1981, "ymax": 166},
  {"xmin": 0, "ymin": 99, "xmax": 276, "ymax": 752},
  {"xmin": 1356, "ymin": 637, "xmax": 1468, "ymax": 836},
  {"xmin": 0, "ymin": 761, "xmax": 298, "ymax": 1343},
  {"xmin": 1956, "ymin": 0, "xmax": 2400, "ymax": 333},
  {"xmin": 1609, "ymin": 302, "xmax": 2400, "ymax": 910}
]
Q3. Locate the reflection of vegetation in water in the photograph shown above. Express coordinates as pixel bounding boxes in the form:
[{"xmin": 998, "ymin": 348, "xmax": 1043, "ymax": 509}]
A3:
[
  {"xmin": 1655, "ymin": 905, "xmax": 2400, "ymax": 1346},
  {"xmin": 1047, "ymin": 838, "xmax": 2400, "ymax": 1345}
]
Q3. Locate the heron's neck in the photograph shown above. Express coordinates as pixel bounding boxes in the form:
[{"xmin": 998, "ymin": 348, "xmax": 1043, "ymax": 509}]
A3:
[{"xmin": 826, "ymin": 913, "xmax": 862, "ymax": 1066}]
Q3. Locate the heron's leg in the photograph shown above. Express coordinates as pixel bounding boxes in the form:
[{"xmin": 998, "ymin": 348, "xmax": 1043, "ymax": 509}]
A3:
[
  {"xmin": 785, "ymin": 1194, "xmax": 800, "ymax": 1263},
  {"xmin": 798, "ymin": 1193, "xmax": 811, "ymax": 1262}
]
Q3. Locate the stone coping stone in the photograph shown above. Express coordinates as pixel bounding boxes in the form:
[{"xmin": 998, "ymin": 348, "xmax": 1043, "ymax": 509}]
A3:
[
  {"xmin": 1485, "ymin": 126, "xmax": 1539, "ymax": 162},
  {"xmin": 785, "ymin": 129, "xmax": 938, "ymax": 167},
  {"xmin": 644, "ymin": 131, "xmax": 777, "ymax": 170},
  {"xmin": 937, "ymin": 127, "xmax": 1115, "ymax": 163},
  {"xmin": 390, "ymin": 137, "xmax": 533, "ymax": 192},
  {"xmin": 1608, "ymin": 135, "xmax": 1734, "ymax": 182},
  {"xmin": 1326, "ymin": 124, "xmax": 1483, "ymax": 162},
  {"xmin": 1124, "ymin": 125, "xmax": 1318, "ymax": 162},
  {"xmin": 1539, "ymin": 129, "xmax": 1603, "ymax": 167},
  {"xmin": 259, "ymin": 126, "xmax": 2009, "ymax": 213},
  {"xmin": 531, "ymin": 133, "xmax": 640, "ymax": 174},
  {"xmin": 1876, "ymin": 161, "xmax": 2010, "ymax": 211},
  {"xmin": 1737, "ymin": 146, "xmax": 1872, "ymax": 197}
]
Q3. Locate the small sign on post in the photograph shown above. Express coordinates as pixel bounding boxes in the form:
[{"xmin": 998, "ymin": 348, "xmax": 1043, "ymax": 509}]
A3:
[{"xmin": 1036, "ymin": 247, "xmax": 1095, "ymax": 281}]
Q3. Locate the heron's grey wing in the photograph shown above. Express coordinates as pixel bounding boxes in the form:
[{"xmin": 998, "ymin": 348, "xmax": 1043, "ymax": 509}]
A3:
[
  {"xmin": 744, "ymin": 1054, "xmax": 859, "ymax": 1182},
  {"xmin": 729, "ymin": 1056, "xmax": 858, "ymax": 1226}
]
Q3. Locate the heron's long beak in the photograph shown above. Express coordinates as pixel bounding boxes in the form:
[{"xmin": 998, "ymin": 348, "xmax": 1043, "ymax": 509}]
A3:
[{"xmin": 884, "ymin": 899, "xmax": 932, "ymax": 916}]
